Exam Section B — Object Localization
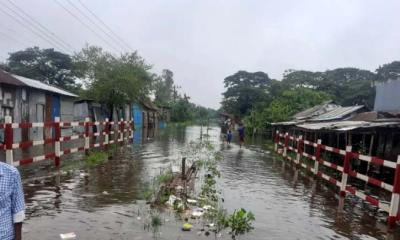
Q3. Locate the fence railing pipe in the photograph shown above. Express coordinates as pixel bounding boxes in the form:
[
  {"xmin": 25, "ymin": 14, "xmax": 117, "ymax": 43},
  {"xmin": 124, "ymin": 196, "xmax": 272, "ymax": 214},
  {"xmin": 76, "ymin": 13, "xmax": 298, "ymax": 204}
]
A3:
[
  {"xmin": 314, "ymin": 139, "xmax": 322, "ymax": 175},
  {"xmin": 274, "ymin": 130, "xmax": 279, "ymax": 151},
  {"xmin": 54, "ymin": 117, "xmax": 61, "ymax": 167},
  {"xmin": 340, "ymin": 145, "xmax": 352, "ymax": 196},
  {"xmin": 283, "ymin": 132, "xmax": 289, "ymax": 157},
  {"xmin": 5, "ymin": 116, "xmax": 13, "ymax": 165},
  {"xmin": 296, "ymin": 135, "xmax": 303, "ymax": 165},
  {"xmin": 104, "ymin": 118, "xmax": 109, "ymax": 150},
  {"xmin": 84, "ymin": 117, "xmax": 90, "ymax": 155},
  {"xmin": 388, "ymin": 155, "xmax": 400, "ymax": 226}
]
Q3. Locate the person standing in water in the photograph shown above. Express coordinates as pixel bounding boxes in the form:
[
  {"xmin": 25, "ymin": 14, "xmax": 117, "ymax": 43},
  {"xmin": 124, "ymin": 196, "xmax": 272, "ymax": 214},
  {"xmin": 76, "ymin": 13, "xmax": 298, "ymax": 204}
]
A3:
[
  {"xmin": 226, "ymin": 129, "xmax": 233, "ymax": 145},
  {"xmin": 238, "ymin": 123, "xmax": 245, "ymax": 148}
]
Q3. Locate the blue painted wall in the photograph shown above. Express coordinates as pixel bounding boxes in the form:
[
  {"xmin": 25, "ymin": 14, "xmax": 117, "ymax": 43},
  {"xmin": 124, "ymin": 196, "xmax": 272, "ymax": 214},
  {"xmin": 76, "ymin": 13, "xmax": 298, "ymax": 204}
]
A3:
[
  {"xmin": 52, "ymin": 95, "xmax": 60, "ymax": 121},
  {"xmin": 132, "ymin": 103, "xmax": 142, "ymax": 128},
  {"xmin": 159, "ymin": 121, "xmax": 167, "ymax": 129}
]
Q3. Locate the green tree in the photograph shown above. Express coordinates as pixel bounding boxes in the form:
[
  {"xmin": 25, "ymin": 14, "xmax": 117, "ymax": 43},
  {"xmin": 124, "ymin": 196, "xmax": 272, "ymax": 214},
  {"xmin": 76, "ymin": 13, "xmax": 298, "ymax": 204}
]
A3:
[
  {"xmin": 154, "ymin": 69, "xmax": 175, "ymax": 106},
  {"xmin": 73, "ymin": 45, "xmax": 152, "ymax": 111},
  {"xmin": 282, "ymin": 68, "xmax": 375, "ymax": 107},
  {"xmin": 221, "ymin": 71, "xmax": 271, "ymax": 117},
  {"xmin": 244, "ymin": 88, "xmax": 330, "ymax": 133},
  {"xmin": 170, "ymin": 94, "xmax": 193, "ymax": 122},
  {"xmin": 376, "ymin": 61, "xmax": 400, "ymax": 82},
  {"xmin": 5, "ymin": 47, "xmax": 79, "ymax": 91}
]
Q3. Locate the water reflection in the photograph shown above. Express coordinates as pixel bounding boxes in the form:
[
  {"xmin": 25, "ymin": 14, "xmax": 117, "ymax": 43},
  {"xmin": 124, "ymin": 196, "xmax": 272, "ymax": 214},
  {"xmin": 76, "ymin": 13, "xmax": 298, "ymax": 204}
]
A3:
[{"xmin": 21, "ymin": 126, "xmax": 400, "ymax": 240}]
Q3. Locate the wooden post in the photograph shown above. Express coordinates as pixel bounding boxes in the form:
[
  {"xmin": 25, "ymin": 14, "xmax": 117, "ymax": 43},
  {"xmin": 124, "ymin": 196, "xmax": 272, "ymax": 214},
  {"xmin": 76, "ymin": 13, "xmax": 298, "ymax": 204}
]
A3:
[
  {"xmin": 283, "ymin": 132, "xmax": 289, "ymax": 157},
  {"xmin": 181, "ymin": 157, "xmax": 186, "ymax": 180},
  {"xmin": 54, "ymin": 117, "xmax": 61, "ymax": 167},
  {"xmin": 340, "ymin": 145, "xmax": 352, "ymax": 196},
  {"xmin": 388, "ymin": 155, "xmax": 400, "ymax": 226},
  {"xmin": 84, "ymin": 117, "xmax": 90, "ymax": 155},
  {"xmin": 182, "ymin": 157, "xmax": 187, "ymax": 206},
  {"xmin": 5, "ymin": 116, "xmax": 13, "ymax": 165},
  {"xmin": 314, "ymin": 139, "xmax": 322, "ymax": 175}
]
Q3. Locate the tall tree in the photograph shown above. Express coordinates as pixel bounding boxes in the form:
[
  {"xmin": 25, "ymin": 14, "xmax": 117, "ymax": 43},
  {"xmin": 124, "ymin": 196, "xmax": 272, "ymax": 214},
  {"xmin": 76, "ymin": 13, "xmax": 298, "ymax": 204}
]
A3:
[
  {"xmin": 221, "ymin": 71, "xmax": 271, "ymax": 116},
  {"xmin": 5, "ymin": 47, "xmax": 79, "ymax": 91},
  {"xmin": 73, "ymin": 45, "xmax": 152, "ymax": 111},
  {"xmin": 282, "ymin": 68, "xmax": 375, "ymax": 107},
  {"xmin": 154, "ymin": 69, "xmax": 175, "ymax": 105},
  {"xmin": 376, "ymin": 61, "xmax": 400, "ymax": 82}
]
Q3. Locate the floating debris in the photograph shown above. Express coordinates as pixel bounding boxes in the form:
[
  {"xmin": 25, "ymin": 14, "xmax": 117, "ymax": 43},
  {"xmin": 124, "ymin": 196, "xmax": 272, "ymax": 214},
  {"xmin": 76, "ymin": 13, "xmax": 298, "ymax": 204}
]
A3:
[
  {"xmin": 182, "ymin": 223, "xmax": 193, "ymax": 231},
  {"xmin": 203, "ymin": 205, "xmax": 213, "ymax": 210},
  {"xmin": 102, "ymin": 191, "xmax": 109, "ymax": 195},
  {"xmin": 187, "ymin": 199, "xmax": 198, "ymax": 204},
  {"xmin": 191, "ymin": 208, "xmax": 204, "ymax": 218},
  {"xmin": 60, "ymin": 232, "xmax": 76, "ymax": 239}
]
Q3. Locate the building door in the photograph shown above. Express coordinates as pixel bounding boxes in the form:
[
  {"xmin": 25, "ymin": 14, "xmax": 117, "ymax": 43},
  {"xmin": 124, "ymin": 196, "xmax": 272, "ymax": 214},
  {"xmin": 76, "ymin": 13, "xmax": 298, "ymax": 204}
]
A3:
[{"xmin": 52, "ymin": 95, "xmax": 60, "ymax": 121}]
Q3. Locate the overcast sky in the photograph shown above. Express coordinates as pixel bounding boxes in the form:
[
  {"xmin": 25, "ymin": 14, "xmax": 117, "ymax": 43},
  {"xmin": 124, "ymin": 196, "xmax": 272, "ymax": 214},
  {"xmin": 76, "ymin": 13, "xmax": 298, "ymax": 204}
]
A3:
[{"xmin": 0, "ymin": 0, "xmax": 399, "ymax": 109}]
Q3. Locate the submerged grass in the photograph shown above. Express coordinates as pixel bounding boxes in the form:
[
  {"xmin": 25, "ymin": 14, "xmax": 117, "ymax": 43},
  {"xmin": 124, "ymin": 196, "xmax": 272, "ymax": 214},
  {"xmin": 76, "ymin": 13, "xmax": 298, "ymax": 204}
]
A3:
[{"xmin": 84, "ymin": 151, "xmax": 108, "ymax": 166}]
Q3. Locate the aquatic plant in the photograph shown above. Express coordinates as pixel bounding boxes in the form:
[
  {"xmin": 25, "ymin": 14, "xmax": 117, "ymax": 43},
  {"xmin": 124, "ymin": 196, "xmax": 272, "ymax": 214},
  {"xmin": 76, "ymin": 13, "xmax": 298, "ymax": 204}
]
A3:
[
  {"xmin": 226, "ymin": 208, "xmax": 255, "ymax": 239},
  {"xmin": 155, "ymin": 169, "xmax": 174, "ymax": 185}
]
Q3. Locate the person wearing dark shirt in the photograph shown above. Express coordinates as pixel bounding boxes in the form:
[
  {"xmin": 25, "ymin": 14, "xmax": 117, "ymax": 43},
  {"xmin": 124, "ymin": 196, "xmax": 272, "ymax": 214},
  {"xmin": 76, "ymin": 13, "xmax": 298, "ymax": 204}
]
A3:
[
  {"xmin": 226, "ymin": 130, "xmax": 233, "ymax": 145},
  {"xmin": 238, "ymin": 124, "xmax": 245, "ymax": 148}
]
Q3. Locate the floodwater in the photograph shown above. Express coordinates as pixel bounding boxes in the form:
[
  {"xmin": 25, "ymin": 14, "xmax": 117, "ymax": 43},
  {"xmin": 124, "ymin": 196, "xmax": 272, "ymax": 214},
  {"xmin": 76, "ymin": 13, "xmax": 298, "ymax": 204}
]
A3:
[{"xmin": 20, "ymin": 126, "xmax": 400, "ymax": 240}]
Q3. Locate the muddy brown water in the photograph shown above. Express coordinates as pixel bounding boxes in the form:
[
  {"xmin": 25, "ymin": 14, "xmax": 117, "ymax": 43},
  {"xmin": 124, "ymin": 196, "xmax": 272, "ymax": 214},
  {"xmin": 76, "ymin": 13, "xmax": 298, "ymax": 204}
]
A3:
[{"xmin": 20, "ymin": 126, "xmax": 400, "ymax": 240}]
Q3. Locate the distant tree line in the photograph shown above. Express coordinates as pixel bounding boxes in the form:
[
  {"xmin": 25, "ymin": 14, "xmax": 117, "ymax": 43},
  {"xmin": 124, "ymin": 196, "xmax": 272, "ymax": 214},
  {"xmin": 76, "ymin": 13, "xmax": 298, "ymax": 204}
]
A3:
[
  {"xmin": 0, "ymin": 46, "xmax": 216, "ymax": 123},
  {"xmin": 221, "ymin": 61, "xmax": 400, "ymax": 134}
]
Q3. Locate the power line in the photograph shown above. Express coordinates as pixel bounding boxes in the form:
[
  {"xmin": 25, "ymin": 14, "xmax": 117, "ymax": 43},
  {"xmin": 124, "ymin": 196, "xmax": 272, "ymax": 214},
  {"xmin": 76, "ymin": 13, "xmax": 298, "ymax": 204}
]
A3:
[
  {"xmin": 5, "ymin": 0, "xmax": 75, "ymax": 53},
  {"xmin": 53, "ymin": 0, "xmax": 121, "ymax": 54},
  {"xmin": 76, "ymin": 0, "xmax": 134, "ymax": 52},
  {"xmin": 0, "ymin": 30, "xmax": 27, "ymax": 46},
  {"xmin": 65, "ymin": 0, "xmax": 126, "ymax": 52},
  {"xmin": 0, "ymin": 5, "xmax": 70, "ymax": 53},
  {"xmin": 0, "ymin": 22, "xmax": 37, "ymax": 46}
]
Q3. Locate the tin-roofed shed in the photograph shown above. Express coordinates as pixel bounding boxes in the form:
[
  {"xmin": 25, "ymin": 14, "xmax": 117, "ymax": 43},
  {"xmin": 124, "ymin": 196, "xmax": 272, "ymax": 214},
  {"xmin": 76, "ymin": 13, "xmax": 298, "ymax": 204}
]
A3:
[{"xmin": 0, "ymin": 70, "xmax": 78, "ymax": 142}]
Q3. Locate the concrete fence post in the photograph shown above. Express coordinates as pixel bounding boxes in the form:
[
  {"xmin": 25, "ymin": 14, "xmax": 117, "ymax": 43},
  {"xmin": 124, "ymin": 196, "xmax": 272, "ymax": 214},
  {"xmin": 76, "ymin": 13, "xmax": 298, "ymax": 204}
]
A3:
[
  {"xmin": 283, "ymin": 132, "xmax": 289, "ymax": 157},
  {"xmin": 314, "ymin": 139, "xmax": 322, "ymax": 175},
  {"xmin": 340, "ymin": 145, "xmax": 352, "ymax": 196},
  {"xmin": 388, "ymin": 155, "xmax": 400, "ymax": 226},
  {"xmin": 54, "ymin": 117, "xmax": 61, "ymax": 167},
  {"xmin": 104, "ymin": 118, "xmax": 109, "ymax": 150},
  {"xmin": 5, "ymin": 116, "xmax": 13, "ymax": 165},
  {"xmin": 119, "ymin": 118, "xmax": 124, "ymax": 144},
  {"xmin": 274, "ymin": 130, "xmax": 279, "ymax": 151},
  {"xmin": 130, "ymin": 120, "xmax": 134, "ymax": 141},
  {"xmin": 296, "ymin": 135, "xmax": 303, "ymax": 165},
  {"xmin": 84, "ymin": 117, "xmax": 90, "ymax": 155}
]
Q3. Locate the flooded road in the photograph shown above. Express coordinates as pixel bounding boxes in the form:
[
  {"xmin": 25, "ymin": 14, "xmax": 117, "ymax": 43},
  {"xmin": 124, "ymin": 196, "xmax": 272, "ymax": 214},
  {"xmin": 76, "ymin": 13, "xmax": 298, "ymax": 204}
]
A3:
[{"xmin": 21, "ymin": 126, "xmax": 400, "ymax": 240}]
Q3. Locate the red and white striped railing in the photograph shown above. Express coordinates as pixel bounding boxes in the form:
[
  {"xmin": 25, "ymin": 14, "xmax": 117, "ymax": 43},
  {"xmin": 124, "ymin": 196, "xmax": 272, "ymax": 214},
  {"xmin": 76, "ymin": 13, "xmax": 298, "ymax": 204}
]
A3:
[
  {"xmin": 1, "ymin": 116, "xmax": 134, "ymax": 168},
  {"xmin": 274, "ymin": 130, "xmax": 400, "ymax": 226}
]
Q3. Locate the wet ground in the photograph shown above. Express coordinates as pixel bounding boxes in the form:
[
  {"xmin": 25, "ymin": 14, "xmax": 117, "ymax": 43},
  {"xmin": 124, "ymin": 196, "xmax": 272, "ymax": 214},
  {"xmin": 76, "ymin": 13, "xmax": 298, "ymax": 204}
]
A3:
[{"xmin": 21, "ymin": 126, "xmax": 400, "ymax": 240}]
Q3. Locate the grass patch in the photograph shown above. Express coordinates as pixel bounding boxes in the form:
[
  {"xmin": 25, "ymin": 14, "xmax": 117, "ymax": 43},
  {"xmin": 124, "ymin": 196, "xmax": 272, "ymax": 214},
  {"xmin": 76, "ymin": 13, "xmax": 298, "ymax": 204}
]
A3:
[
  {"xmin": 84, "ymin": 151, "xmax": 108, "ymax": 166},
  {"xmin": 155, "ymin": 170, "xmax": 174, "ymax": 185}
]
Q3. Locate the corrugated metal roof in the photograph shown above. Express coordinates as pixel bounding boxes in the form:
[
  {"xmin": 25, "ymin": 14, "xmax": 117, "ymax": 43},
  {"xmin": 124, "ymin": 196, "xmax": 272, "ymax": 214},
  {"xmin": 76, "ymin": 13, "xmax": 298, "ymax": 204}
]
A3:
[
  {"xmin": 310, "ymin": 105, "xmax": 364, "ymax": 121},
  {"xmin": 296, "ymin": 120, "xmax": 400, "ymax": 131},
  {"xmin": 0, "ymin": 70, "xmax": 25, "ymax": 86},
  {"xmin": 271, "ymin": 120, "xmax": 304, "ymax": 126},
  {"xmin": 11, "ymin": 73, "xmax": 77, "ymax": 97},
  {"xmin": 292, "ymin": 100, "xmax": 339, "ymax": 120},
  {"xmin": 349, "ymin": 111, "xmax": 378, "ymax": 121}
]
